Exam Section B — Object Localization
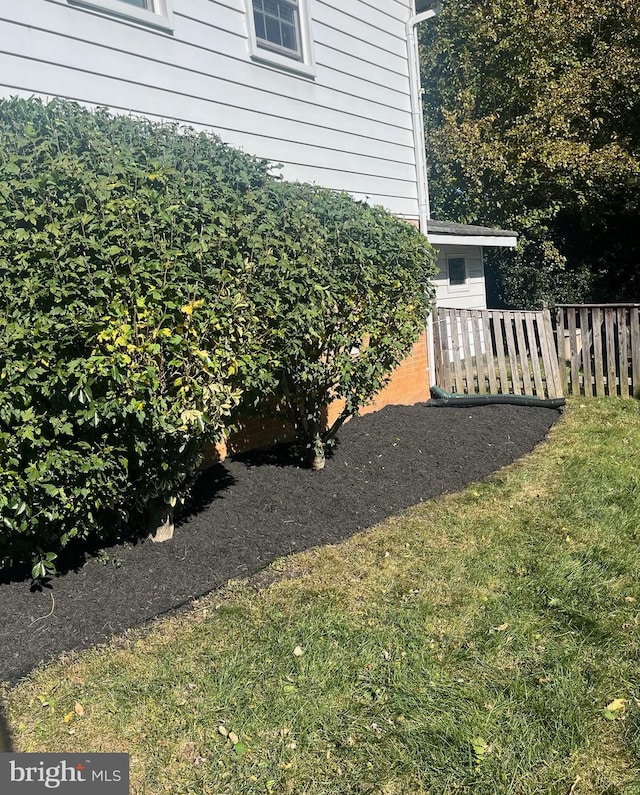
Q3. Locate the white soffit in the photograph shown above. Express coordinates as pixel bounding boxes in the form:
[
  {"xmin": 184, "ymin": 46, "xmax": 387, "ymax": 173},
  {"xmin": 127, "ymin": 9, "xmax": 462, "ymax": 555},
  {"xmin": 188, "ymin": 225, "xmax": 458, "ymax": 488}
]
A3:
[{"xmin": 427, "ymin": 233, "xmax": 518, "ymax": 248}]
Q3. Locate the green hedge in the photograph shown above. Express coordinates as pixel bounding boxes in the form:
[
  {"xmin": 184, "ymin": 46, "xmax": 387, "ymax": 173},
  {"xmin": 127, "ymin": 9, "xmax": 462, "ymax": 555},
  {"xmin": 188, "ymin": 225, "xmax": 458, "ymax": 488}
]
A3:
[
  {"xmin": 251, "ymin": 181, "xmax": 436, "ymax": 468},
  {"xmin": 0, "ymin": 97, "xmax": 270, "ymax": 573},
  {"xmin": 0, "ymin": 97, "xmax": 435, "ymax": 573}
]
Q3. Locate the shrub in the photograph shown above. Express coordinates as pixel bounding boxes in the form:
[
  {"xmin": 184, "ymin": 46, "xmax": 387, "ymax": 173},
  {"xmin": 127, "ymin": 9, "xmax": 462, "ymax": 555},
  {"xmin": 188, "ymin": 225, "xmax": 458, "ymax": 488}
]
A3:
[
  {"xmin": 0, "ymin": 97, "xmax": 271, "ymax": 571},
  {"xmin": 249, "ymin": 182, "xmax": 437, "ymax": 469},
  {"xmin": 0, "ymin": 96, "xmax": 436, "ymax": 572}
]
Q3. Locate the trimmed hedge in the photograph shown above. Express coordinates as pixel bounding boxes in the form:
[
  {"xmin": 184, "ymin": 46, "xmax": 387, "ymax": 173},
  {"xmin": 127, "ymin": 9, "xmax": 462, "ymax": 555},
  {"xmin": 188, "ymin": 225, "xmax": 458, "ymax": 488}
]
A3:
[
  {"xmin": 251, "ymin": 181, "xmax": 436, "ymax": 468},
  {"xmin": 0, "ymin": 97, "xmax": 435, "ymax": 573},
  {"xmin": 0, "ymin": 98, "xmax": 270, "ymax": 573}
]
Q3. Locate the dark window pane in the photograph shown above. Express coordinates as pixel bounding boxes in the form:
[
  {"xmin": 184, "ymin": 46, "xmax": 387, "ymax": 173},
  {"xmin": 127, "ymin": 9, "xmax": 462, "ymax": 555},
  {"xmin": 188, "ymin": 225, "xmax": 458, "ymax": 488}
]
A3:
[
  {"xmin": 253, "ymin": 10, "xmax": 266, "ymax": 40},
  {"xmin": 448, "ymin": 258, "xmax": 467, "ymax": 286},
  {"xmin": 265, "ymin": 14, "xmax": 283, "ymax": 47},
  {"xmin": 120, "ymin": 0, "xmax": 150, "ymax": 8},
  {"xmin": 281, "ymin": 21, "xmax": 297, "ymax": 51}
]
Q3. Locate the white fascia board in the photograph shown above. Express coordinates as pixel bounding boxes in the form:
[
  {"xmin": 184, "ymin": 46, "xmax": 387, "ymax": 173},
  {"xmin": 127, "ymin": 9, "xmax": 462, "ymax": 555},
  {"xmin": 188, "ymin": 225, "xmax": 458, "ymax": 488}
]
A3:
[{"xmin": 427, "ymin": 233, "xmax": 518, "ymax": 248}]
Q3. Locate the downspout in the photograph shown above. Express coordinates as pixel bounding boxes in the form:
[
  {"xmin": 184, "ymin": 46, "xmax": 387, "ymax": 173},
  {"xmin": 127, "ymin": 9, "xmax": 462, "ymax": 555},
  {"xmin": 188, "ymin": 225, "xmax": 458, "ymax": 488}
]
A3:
[{"xmin": 406, "ymin": 2, "xmax": 441, "ymax": 387}]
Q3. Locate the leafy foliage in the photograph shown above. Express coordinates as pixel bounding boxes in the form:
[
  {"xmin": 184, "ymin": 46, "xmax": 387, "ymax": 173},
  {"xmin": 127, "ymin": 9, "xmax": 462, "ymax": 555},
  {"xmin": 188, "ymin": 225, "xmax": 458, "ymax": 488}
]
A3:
[
  {"xmin": 250, "ymin": 182, "xmax": 436, "ymax": 468},
  {"xmin": 420, "ymin": 0, "xmax": 640, "ymax": 307},
  {"xmin": 0, "ymin": 97, "xmax": 435, "ymax": 568},
  {"xmin": 0, "ymin": 97, "xmax": 269, "ymax": 569}
]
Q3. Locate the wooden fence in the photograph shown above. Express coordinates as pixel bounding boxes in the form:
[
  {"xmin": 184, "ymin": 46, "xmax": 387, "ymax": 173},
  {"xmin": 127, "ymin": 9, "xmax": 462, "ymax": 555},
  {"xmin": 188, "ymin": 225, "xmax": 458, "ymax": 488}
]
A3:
[
  {"xmin": 433, "ymin": 307, "xmax": 563, "ymax": 398},
  {"xmin": 554, "ymin": 304, "xmax": 640, "ymax": 397}
]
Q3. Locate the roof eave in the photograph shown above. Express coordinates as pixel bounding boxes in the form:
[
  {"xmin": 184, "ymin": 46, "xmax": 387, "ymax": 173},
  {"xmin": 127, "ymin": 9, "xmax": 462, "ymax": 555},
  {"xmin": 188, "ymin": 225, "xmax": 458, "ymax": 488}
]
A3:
[{"xmin": 427, "ymin": 232, "xmax": 518, "ymax": 248}]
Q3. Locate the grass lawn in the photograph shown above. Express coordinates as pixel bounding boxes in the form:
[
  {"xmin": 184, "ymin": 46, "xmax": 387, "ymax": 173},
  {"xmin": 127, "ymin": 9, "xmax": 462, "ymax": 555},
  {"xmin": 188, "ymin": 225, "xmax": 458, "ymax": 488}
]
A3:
[{"xmin": 2, "ymin": 398, "xmax": 640, "ymax": 794}]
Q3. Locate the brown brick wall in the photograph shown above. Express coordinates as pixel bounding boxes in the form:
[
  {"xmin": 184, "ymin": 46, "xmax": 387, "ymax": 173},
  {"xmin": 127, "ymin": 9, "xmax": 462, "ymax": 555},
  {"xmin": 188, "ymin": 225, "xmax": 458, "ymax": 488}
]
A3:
[{"xmin": 326, "ymin": 330, "xmax": 429, "ymax": 426}]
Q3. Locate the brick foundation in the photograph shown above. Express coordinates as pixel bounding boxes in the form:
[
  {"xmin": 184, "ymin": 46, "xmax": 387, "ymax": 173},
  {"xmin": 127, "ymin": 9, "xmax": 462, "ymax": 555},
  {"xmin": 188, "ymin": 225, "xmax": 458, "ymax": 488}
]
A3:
[{"xmin": 326, "ymin": 331, "xmax": 429, "ymax": 426}]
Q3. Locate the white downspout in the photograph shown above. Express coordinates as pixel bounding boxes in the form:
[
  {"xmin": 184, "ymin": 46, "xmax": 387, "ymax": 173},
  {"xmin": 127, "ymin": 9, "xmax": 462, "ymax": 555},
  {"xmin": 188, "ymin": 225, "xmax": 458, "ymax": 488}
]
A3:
[{"xmin": 406, "ymin": 3, "xmax": 441, "ymax": 387}]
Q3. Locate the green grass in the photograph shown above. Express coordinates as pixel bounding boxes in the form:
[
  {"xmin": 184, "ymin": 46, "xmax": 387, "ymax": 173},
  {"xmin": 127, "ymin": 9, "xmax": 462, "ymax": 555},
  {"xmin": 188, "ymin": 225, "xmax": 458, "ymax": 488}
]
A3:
[{"xmin": 3, "ymin": 399, "xmax": 640, "ymax": 794}]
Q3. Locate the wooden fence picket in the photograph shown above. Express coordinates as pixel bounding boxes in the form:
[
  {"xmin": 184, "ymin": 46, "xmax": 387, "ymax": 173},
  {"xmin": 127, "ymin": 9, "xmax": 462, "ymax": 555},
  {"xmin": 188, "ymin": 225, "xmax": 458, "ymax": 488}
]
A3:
[
  {"xmin": 514, "ymin": 311, "xmax": 533, "ymax": 395},
  {"xmin": 554, "ymin": 304, "xmax": 640, "ymax": 397},
  {"xmin": 460, "ymin": 309, "xmax": 475, "ymax": 392},
  {"xmin": 617, "ymin": 307, "xmax": 629, "ymax": 396},
  {"xmin": 631, "ymin": 309, "xmax": 640, "ymax": 395},
  {"xmin": 471, "ymin": 310, "xmax": 486, "ymax": 393},
  {"xmin": 525, "ymin": 313, "xmax": 546, "ymax": 397}
]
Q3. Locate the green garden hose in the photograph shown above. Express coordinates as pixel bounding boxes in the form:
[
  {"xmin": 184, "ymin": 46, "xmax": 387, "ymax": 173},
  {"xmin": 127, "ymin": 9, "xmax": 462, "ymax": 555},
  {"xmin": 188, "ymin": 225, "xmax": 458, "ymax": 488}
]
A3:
[{"xmin": 428, "ymin": 385, "xmax": 566, "ymax": 409}]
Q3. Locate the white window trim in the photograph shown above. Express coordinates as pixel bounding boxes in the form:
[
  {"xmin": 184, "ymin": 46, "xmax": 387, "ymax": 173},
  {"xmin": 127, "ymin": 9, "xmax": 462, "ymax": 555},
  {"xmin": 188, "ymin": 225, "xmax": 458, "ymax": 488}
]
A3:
[
  {"xmin": 447, "ymin": 255, "xmax": 470, "ymax": 292},
  {"xmin": 67, "ymin": 0, "xmax": 175, "ymax": 32},
  {"xmin": 245, "ymin": 0, "xmax": 316, "ymax": 79}
]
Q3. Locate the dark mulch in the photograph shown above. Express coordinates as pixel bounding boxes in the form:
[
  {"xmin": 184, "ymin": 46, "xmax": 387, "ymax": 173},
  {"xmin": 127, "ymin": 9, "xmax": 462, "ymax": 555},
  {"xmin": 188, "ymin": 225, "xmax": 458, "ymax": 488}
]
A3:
[{"xmin": 0, "ymin": 403, "xmax": 561, "ymax": 685}]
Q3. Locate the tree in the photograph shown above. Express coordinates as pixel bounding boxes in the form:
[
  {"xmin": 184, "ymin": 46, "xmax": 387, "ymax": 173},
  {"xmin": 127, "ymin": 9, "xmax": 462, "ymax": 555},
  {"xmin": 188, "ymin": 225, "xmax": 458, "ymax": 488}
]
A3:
[{"xmin": 420, "ymin": 0, "xmax": 640, "ymax": 308}]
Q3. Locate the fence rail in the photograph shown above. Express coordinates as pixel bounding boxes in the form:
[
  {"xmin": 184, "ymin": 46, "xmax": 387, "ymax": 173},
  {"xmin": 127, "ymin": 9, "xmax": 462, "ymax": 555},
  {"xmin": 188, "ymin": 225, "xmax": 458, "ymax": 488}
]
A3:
[
  {"xmin": 555, "ymin": 304, "xmax": 640, "ymax": 397},
  {"xmin": 433, "ymin": 307, "xmax": 563, "ymax": 398}
]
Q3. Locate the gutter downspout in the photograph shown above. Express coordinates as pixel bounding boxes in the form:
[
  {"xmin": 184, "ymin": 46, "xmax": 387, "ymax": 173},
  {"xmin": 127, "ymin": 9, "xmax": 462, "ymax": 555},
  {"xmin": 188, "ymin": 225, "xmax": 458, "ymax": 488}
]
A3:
[{"xmin": 406, "ymin": 3, "xmax": 440, "ymax": 388}]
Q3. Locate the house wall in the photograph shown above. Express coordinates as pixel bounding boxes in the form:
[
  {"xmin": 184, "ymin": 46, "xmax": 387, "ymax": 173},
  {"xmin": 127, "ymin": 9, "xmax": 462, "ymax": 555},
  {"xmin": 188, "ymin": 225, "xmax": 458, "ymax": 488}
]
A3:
[
  {"xmin": 0, "ymin": 0, "xmax": 420, "ymax": 219},
  {"xmin": 433, "ymin": 244, "xmax": 487, "ymax": 310}
]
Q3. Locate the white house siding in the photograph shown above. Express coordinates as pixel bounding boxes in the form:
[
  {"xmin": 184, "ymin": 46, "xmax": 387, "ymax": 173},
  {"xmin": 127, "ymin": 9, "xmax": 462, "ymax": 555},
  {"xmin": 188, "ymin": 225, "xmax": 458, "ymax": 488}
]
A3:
[
  {"xmin": 433, "ymin": 244, "xmax": 487, "ymax": 310},
  {"xmin": 0, "ymin": 0, "xmax": 420, "ymax": 219}
]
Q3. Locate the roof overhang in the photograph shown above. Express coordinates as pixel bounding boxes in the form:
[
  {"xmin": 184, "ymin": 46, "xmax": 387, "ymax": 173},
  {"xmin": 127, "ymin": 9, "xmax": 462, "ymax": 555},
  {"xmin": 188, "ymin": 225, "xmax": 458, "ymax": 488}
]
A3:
[
  {"xmin": 415, "ymin": 0, "xmax": 442, "ymax": 13},
  {"xmin": 425, "ymin": 219, "xmax": 518, "ymax": 248}
]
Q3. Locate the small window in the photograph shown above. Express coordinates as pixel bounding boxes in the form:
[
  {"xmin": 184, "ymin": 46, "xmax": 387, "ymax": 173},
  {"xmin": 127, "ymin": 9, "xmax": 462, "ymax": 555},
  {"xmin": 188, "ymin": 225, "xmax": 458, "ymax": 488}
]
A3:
[
  {"xmin": 448, "ymin": 257, "xmax": 467, "ymax": 286},
  {"xmin": 253, "ymin": 0, "xmax": 302, "ymax": 60},
  {"xmin": 68, "ymin": 0, "xmax": 174, "ymax": 31},
  {"xmin": 246, "ymin": 0, "xmax": 315, "ymax": 77}
]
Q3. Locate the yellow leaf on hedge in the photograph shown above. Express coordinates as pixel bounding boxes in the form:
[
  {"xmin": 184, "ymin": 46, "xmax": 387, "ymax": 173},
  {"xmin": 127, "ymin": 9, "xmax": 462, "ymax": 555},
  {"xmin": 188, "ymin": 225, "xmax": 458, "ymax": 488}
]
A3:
[
  {"xmin": 181, "ymin": 299, "xmax": 205, "ymax": 316},
  {"xmin": 606, "ymin": 699, "xmax": 626, "ymax": 712},
  {"xmin": 63, "ymin": 712, "xmax": 74, "ymax": 723}
]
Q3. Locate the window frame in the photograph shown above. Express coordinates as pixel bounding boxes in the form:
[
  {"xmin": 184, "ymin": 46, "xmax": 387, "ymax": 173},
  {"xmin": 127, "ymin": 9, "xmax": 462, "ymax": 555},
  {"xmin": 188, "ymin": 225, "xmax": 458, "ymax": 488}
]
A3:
[
  {"xmin": 447, "ymin": 255, "xmax": 469, "ymax": 290},
  {"xmin": 245, "ymin": 0, "xmax": 316, "ymax": 78},
  {"xmin": 67, "ymin": 0, "xmax": 175, "ymax": 32}
]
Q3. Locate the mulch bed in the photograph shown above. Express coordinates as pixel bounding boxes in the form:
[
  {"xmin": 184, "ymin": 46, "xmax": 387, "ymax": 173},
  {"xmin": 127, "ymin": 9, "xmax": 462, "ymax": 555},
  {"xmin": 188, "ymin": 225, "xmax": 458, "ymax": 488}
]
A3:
[{"xmin": 0, "ymin": 403, "xmax": 561, "ymax": 685}]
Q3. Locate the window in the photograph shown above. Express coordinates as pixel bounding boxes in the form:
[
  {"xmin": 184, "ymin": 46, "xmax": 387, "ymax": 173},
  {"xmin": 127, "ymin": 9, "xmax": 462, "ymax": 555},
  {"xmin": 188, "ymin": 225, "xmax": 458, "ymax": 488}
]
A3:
[
  {"xmin": 67, "ymin": 0, "xmax": 174, "ymax": 32},
  {"xmin": 253, "ymin": 0, "xmax": 301, "ymax": 60},
  {"xmin": 448, "ymin": 257, "xmax": 467, "ymax": 286},
  {"xmin": 246, "ymin": 0, "xmax": 315, "ymax": 77}
]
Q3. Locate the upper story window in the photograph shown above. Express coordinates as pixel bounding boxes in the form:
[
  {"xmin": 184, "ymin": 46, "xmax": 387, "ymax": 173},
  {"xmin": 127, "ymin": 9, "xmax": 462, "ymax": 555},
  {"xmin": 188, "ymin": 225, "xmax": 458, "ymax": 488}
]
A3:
[
  {"xmin": 253, "ymin": 0, "xmax": 302, "ymax": 60},
  {"xmin": 246, "ymin": 0, "xmax": 315, "ymax": 78},
  {"xmin": 67, "ymin": 0, "xmax": 174, "ymax": 32}
]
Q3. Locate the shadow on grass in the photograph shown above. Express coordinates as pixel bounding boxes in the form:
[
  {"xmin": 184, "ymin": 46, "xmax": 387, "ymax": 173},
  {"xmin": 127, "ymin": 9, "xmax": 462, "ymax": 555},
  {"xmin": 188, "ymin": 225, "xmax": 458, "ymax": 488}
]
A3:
[{"xmin": 0, "ymin": 705, "xmax": 13, "ymax": 752}]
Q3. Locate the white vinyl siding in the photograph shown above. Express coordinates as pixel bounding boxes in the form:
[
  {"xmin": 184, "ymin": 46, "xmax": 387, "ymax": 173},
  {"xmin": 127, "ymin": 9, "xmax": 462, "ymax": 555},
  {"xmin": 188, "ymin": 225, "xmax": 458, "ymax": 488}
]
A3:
[
  {"xmin": 0, "ymin": 0, "xmax": 419, "ymax": 219},
  {"xmin": 433, "ymin": 245, "xmax": 488, "ymax": 310}
]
